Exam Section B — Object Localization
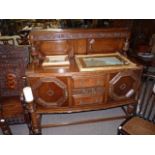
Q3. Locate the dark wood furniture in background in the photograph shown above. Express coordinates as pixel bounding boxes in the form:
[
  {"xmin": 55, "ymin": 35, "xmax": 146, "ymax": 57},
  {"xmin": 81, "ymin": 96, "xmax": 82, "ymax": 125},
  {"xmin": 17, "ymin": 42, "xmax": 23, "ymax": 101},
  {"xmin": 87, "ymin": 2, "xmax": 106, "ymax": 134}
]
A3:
[
  {"xmin": 23, "ymin": 28, "xmax": 143, "ymax": 134},
  {"xmin": 118, "ymin": 74, "xmax": 155, "ymax": 135},
  {"xmin": 0, "ymin": 35, "xmax": 21, "ymax": 46},
  {"xmin": 0, "ymin": 45, "xmax": 29, "ymax": 134},
  {"xmin": 0, "ymin": 38, "xmax": 15, "ymax": 45}
]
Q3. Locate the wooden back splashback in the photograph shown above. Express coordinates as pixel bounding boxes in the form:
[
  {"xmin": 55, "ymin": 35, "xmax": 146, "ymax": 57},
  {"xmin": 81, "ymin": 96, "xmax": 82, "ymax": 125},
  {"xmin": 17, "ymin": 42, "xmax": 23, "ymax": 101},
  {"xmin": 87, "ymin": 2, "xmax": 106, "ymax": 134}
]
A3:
[{"xmin": 29, "ymin": 28, "xmax": 130, "ymax": 60}]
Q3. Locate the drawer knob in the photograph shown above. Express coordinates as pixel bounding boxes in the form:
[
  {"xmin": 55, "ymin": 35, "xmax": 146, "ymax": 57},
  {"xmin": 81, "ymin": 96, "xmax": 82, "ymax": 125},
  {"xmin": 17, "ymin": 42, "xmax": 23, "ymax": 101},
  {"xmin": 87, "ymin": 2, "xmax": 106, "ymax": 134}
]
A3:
[
  {"xmin": 120, "ymin": 83, "xmax": 126, "ymax": 90},
  {"xmin": 47, "ymin": 89, "xmax": 54, "ymax": 97}
]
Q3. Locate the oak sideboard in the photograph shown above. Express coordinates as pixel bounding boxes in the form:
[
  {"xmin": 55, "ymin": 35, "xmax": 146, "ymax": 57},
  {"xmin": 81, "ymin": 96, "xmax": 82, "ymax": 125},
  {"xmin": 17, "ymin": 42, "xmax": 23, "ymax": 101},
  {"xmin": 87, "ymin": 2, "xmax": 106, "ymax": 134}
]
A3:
[{"xmin": 25, "ymin": 28, "xmax": 142, "ymax": 134}]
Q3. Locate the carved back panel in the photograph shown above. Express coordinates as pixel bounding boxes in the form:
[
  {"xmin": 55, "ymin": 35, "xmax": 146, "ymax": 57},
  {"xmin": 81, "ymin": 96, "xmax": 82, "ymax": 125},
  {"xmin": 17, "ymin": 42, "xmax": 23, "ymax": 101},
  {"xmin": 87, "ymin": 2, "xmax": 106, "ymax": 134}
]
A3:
[
  {"xmin": 0, "ymin": 45, "xmax": 29, "ymax": 97},
  {"xmin": 29, "ymin": 28, "xmax": 130, "ymax": 61},
  {"xmin": 87, "ymin": 38, "xmax": 125, "ymax": 53},
  {"xmin": 35, "ymin": 40, "xmax": 71, "ymax": 56}
]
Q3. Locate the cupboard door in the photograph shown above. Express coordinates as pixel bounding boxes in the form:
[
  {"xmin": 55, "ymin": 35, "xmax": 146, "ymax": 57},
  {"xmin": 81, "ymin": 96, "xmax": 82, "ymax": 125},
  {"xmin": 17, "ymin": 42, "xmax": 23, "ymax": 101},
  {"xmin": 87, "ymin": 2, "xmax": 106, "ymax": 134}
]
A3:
[
  {"xmin": 87, "ymin": 38, "xmax": 124, "ymax": 53},
  {"xmin": 38, "ymin": 40, "xmax": 71, "ymax": 55},
  {"xmin": 30, "ymin": 77, "xmax": 68, "ymax": 108},
  {"xmin": 109, "ymin": 71, "xmax": 140, "ymax": 101},
  {"xmin": 73, "ymin": 39, "xmax": 86, "ymax": 54}
]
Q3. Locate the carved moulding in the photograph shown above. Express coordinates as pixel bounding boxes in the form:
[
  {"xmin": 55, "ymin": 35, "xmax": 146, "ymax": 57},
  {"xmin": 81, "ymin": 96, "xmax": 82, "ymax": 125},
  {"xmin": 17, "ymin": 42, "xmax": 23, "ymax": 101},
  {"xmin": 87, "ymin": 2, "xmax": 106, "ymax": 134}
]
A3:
[
  {"xmin": 32, "ymin": 77, "xmax": 68, "ymax": 108},
  {"xmin": 30, "ymin": 32, "xmax": 129, "ymax": 41}
]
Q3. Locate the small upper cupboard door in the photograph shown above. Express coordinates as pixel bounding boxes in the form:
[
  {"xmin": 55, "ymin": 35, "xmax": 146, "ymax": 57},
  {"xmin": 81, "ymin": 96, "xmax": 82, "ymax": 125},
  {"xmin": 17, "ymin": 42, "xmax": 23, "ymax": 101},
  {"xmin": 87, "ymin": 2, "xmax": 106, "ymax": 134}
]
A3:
[
  {"xmin": 39, "ymin": 40, "xmax": 71, "ymax": 55},
  {"xmin": 87, "ymin": 38, "xmax": 124, "ymax": 53}
]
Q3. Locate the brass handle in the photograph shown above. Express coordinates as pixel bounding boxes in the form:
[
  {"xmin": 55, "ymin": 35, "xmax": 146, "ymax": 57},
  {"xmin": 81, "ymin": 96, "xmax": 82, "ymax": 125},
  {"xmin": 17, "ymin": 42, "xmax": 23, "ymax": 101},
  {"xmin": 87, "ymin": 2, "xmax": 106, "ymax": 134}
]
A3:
[{"xmin": 89, "ymin": 39, "xmax": 95, "ymax": 50}]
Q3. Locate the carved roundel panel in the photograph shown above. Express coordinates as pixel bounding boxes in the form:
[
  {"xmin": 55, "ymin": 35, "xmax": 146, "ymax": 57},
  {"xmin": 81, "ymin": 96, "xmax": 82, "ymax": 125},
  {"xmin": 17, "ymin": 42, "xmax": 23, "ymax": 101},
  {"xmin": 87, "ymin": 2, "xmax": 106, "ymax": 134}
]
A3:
[
  {"xmin": 109, "ymin": 71, "xmax": 138, "ymax": 100},
  {"xmin": 32, "ymin": 77, "xmax": 68, "ymax": 108}
]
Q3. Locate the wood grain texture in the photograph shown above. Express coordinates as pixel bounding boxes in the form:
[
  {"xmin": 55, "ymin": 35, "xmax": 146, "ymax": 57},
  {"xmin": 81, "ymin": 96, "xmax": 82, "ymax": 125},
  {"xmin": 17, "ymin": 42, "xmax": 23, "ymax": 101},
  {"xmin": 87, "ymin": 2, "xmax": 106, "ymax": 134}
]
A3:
[
  {"xmin": 25, "ymin": 28, "xmax": 142, "ymax": 134},
  {"xmin": 29, "ymin": 28, "xmax": 130, "ymax": 62}
]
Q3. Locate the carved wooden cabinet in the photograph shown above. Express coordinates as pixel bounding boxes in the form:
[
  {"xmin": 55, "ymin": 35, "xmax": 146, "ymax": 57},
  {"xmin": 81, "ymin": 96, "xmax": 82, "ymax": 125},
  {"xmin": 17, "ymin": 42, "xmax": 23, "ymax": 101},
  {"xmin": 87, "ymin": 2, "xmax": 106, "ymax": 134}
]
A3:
[{"xmin": 25, "ymin": 28, "xmax": 142, "ymax": 134}]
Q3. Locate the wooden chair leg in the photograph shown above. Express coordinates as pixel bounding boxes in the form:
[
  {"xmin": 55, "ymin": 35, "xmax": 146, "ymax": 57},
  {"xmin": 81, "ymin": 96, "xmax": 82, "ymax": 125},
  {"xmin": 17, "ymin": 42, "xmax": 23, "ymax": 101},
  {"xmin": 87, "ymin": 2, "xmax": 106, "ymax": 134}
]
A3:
[
  {"xmin": 0, "ymin": 118, "xmax": 12, "ymax": 135},
  {"xmin": 122, "ymin": 104, "xmax": 136, "ymax": 117},
  {"xmin": 126, "ymin": 104, "xmax": 135, "ymax": 116},
  {"xmin": 117, "ymin": 126, "xmax": 122, "ymax": 135}
]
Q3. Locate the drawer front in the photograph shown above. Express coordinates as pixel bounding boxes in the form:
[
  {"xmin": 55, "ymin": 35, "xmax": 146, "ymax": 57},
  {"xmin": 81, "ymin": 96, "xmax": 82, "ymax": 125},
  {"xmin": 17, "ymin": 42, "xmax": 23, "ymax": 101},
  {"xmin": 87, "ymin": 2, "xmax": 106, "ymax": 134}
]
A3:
[
  {"xmin": 72, "ymin": 95, "xmax": 103, "ymax": 106},
  {"xmin": 72, "ymin": 87, "xmax": 104, "ymax": 96},
  {"xmin": 72, "ymin": 76, "xmax": 105, "ymax": 88}
]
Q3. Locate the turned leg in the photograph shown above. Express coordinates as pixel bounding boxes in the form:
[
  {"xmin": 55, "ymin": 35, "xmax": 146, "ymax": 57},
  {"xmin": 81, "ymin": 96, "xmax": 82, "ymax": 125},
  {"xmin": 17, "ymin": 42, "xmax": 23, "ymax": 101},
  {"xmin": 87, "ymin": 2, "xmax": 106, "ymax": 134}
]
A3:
[
  {"xmin": 27, "ymin": 102, "xmax": 42, "ymax": 135},
  {"xmin": 121, "ymin": 104, "xmax": 136, "ymax": 117},
  {"xmin": 31, "ymin": 113, "xmax": 42, "ymax": 135},
  {"xmin": 23, "ymin": 109, "xmax": 33, "ymax": 135},
  {"xmin": 22, "ymin": 95, "xmax": 42, "ymax": 135}
]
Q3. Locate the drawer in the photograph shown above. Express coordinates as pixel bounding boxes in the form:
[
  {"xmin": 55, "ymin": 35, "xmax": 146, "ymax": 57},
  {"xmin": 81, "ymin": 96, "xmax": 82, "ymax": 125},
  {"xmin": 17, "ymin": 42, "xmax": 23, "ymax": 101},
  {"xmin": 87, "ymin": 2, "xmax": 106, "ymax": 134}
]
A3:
[
  {"xmin": 72, "ymin": 76, "xmax": 105, "ymax": 88},
  {"xmin": 72, "ymin": 95, "xmax": 103, "ymax": 106},
  {"xmin": 72, "ymin": 87, "xmax": 104, "ymax": 95}
]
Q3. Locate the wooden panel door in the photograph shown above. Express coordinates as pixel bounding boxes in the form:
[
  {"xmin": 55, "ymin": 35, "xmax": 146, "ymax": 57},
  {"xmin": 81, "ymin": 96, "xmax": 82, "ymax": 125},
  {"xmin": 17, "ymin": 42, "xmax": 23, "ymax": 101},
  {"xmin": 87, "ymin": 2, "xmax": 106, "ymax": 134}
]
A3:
[
  {"xmin": 30, "ymin": 77, "xmax": 69, "ymax": 108},
  {"xmin": 37, "ymin": 40, "xmax": 72, "ymax": 55},
  {"xmin": 87, "ymin": 38, "xmax": 125, "ymax": 53},
  {"xmin": 73, "ymin": 39, "xmax": 86, "ymax": 54},
  {"xmin": 108, "ymin": 70, "xmax": 140, "ymax": 102}
]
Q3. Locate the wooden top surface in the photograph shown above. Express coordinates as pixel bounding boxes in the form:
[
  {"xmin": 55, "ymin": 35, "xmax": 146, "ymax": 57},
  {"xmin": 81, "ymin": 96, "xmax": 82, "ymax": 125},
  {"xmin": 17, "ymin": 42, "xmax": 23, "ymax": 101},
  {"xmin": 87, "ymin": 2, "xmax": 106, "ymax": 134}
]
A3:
[{"xmin": 26, "ymin": 55, "xmax": 142, "ymax": 77}]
